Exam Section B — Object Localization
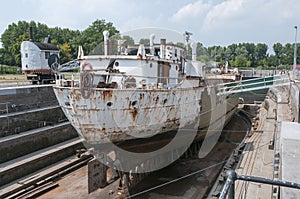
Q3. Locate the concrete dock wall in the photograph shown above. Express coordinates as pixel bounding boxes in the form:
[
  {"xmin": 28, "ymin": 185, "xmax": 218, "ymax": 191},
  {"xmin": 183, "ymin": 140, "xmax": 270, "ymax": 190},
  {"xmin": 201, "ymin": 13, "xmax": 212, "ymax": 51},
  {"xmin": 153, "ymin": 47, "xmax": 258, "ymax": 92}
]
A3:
[
  {"xmin": 0, "ymin": 85, "xmax": 58, "ymax": 114},
  {"xmin": 0, "ymin": 106, "xmax": 66, "ymax": 137},
  {"xmin": 0, "ymin": 85, "xmax": 83, "ymax": 188},
  {"xmin": 0, "ymin": 123, "xmax": 78, "ymax": 163},
  {"xmin": 0, "ymin": 139, "xmax": 84, "ymax": 187}
]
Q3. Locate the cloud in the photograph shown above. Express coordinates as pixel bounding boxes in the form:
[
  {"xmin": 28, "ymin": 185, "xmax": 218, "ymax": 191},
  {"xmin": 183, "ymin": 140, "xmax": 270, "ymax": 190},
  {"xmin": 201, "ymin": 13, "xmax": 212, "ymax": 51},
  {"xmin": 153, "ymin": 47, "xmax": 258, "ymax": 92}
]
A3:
[
  {"xmin": 171, "ymin": 0, "xmax": 212, "ymax": 22},
  {"xmin": 32, "ymin": 0, "xmax": 141, "ymax": 31},
  {"xmin": 201, "ymin": 0, "xmax": 300, "ymax": 32},
  {"xmin": 2, "ymin": 0, "xmax": 300, "ymax": 50},
  {"xmin": 201, "ymin": 0, "xmax": 247, "ymax": 32},
  {"xmin": 167, "ymin": 0, "xmax": 300, "ymax": 50}
]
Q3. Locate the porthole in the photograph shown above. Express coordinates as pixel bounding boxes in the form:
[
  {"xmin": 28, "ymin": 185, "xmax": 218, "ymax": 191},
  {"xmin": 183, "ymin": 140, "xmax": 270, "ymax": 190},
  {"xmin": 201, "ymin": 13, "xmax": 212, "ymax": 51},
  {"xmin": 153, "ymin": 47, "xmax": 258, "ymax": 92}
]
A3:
[
  {"xmin": 131, "ymin": 100, "xmax": 138, "ymax": 108},
  {"xmin": 107, "ymin": 101, "xmax": 113, "ymax": 107},
  {"xmin": 163, "ymin": 99, "xmax": 168, "ymax": 105}
]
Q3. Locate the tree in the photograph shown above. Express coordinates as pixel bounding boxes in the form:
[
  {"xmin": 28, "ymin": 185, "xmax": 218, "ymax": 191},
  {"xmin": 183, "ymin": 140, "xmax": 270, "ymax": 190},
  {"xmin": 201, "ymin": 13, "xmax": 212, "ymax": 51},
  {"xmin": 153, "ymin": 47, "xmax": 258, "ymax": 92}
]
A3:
[
  {"xmin": 225, "ymin": 44, "xmax": 237, "ymax": 61},
  {"xmin": 235, "ymin": 45, "xmax": 248, "ymax": 58},
  {"xmin": 273, "ymin": 43, "xmax": 283, "ymax": 60},
  {"xmin": 73, "ymin": 19, "xmax": 119, "ymax": 55},
  {"xmin": 58, "ymin": 43, "xmax": 72, "ymax": 64},
  {"xmin": 122, "ymin": 35, "xmax": 135, "ymax": 46},
  {"xmin": 196, "ymin": 42, "xmax": 209, "ymax": 57},
  {"xmin": 268, "ymin": 55, "xmax": 278, "ymax": 67},
  {"xmin": 1, "ymin": 20, "xmax": 299, "ymax": 69},
  {"xmin": 232, "ymin": 56, "xmax": 251, "ymax": 68},
  {"xmin": 255, "ymin": 43, "xmax": 268, "ymax": 62},
  {"xmin": 139, "ymin": 38, "xmax": 150, "ymax": 45},
  {"xmin": 176, "ymin": 42, "xmax": 185, "ymax": 48},
  {"xmin": 197, "ymin": 54, "xmax": 210, "ymax": 63},
  {"xmin": 282, "ymin": 43, "xmax": 293, "ymax": 65},
  {"xmin": 0, "ymin": 19, "xmax": 118, "ymax": 66}
]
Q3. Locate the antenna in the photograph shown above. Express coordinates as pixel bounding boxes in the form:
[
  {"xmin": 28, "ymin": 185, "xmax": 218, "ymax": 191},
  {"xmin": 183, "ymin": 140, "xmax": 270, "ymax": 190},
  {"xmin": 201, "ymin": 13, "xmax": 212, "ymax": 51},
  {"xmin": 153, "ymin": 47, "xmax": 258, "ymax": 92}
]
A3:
[
  {"xmin": 184, "ymin": 31, "xmax": 193, "ymax": 43},
  {"xmin": 184, "ymin": 31, "xmax": 193, "ymax": 59}
]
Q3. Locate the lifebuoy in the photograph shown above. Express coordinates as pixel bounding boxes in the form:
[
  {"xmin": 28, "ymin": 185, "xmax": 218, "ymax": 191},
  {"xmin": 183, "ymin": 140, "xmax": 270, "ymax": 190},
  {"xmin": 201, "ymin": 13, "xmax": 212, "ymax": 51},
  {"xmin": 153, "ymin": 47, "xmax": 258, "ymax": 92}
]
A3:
[
  {"xmin": 81, "ymin": 62, "xmax": 93, "ymax": 71},
  {"xmin": 80, "ymin": 62, "xmax": 94, "ymax": 99}
]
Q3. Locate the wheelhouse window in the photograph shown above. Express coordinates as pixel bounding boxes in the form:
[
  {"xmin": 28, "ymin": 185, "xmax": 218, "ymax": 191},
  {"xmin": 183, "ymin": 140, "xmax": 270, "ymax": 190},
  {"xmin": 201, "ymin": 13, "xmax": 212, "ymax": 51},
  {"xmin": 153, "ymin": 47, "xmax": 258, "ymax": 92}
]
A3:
[
  {"xmin": 25, "ymin": 53, "xmax": 28, "ymax": 58},
  {"xmin": 45, "ymin": 51, "xmax": 50, "ymax": 59}
]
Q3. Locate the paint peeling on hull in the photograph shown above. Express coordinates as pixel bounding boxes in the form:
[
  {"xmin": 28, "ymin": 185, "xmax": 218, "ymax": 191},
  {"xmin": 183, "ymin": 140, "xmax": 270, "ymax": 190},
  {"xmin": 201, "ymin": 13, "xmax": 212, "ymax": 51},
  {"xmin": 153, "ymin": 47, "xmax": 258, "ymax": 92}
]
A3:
[{"xmin": 53, "ymin": 85, "xmax": 238, "ymax": 145}]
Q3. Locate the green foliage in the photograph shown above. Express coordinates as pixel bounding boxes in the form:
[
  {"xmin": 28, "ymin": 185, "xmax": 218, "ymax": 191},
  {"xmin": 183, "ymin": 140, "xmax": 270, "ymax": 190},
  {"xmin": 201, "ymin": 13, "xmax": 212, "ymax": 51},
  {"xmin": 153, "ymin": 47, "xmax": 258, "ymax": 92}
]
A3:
[
  {"xmin": 122, "ymin": 35, "xmax": 135, "ymax": 45},
  {"xmin": 202, "ymin": 42, "xmax": 300, "ymax": 69},
  {"xmin": 197, "ymin": 55, "xmax": 210, "ymax": 63},
  {"xmin": 58, "ymin": 43, "xmax": 73, "ymax": 64},
  {"xmin": 73, "ymin": 19, "xmax": 119, "ymax": 55},
  {"xmin": 176, "ymin": 42, "xmax": 185, "ymax": 48},
  {"xmin": 268, "ymin": 55, "xmax": 278, "ymax": 67},
  {"xmin": 232, "ymin": 56, "xmax": 251, "ymax": 68},
  {"xmin": 139, "ymin": 38, "xmax": 150, "ymax": 45},
  {"xmin": 0, "ymin": 65, "xmax": 20, "ymax": 74},
  {"xmin": 0, "ymin": 19, "xmax": 299, "ymax": 70},
  {"xmin": 0, "ymin": 19, "xmax": 118, "ymax": 66}
]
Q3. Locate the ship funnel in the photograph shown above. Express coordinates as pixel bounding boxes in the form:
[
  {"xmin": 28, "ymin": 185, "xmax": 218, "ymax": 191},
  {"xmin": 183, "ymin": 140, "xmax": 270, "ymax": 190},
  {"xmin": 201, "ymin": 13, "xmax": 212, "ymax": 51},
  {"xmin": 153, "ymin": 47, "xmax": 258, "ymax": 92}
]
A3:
[
  {"xmin": 225, "ymin": 61, "xmax": 228, "ymax": 73},
  {"xmin": 137, "ymin": 44, "xmax": 146, "ymax": 59},
  {"xmin": 160, "ymin": 39, "xmax": 166, "ymax": 59},
  {"xmin": 103, "ymin": 30, "xmax": 110, "ymax": 56},
  {"xmin": 77, "ymin": 45, "xmax": 84, "ymax": 60},
  {"xmin": 117, "ymin": 40, "xmax": 125, "ymax": 55},
  {"xmin": 29, "ymin": 27, "xmax": 34, "ymax": 41},
  {"xmin": 44, "ymin": 35, "xmax": 51, "ymax": 43},
  {"xmin": 150, "ymin": 34, "xmax": 155, "ymax": 55},
  {"xmin": 191, "ymin": 42, "xmax": 197, "ymax": 61}
]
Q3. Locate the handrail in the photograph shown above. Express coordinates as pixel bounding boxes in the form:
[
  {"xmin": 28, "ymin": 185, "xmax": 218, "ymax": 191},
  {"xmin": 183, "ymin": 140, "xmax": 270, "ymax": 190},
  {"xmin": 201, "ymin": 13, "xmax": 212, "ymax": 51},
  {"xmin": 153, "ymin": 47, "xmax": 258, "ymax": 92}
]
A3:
[
  {"xmin": 217, "ymin": 74, "xmax": 289, "ymax": 87},
  {"xmin": 220, "ymin": 170, "xmax": 300, "ymax": 199},
  {"xmin": 217, "ymin": 75, "xmax": 290, "ymax": 94},
  {"xmin": 54, "ymin": 72, "xmax": 188, "ymax": 89}
]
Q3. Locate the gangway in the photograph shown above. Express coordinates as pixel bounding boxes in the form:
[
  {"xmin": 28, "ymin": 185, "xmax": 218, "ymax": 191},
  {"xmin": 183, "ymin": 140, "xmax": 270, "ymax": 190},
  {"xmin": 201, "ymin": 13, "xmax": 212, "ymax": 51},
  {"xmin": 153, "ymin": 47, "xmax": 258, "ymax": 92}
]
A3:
[
  {"xmin": 217, "ymin": 74, "xmax": 291, "ymax": 95},
  {"xmin": 55, "ymin": 59, "xmax": 80, "ymax": 72}
]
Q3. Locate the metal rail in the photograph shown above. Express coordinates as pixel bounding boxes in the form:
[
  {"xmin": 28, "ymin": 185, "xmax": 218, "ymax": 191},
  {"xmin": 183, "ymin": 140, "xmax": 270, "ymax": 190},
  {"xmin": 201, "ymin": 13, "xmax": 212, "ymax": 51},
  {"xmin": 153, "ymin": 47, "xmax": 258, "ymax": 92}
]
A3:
[
  {"xmin": 217, "ymin": 75, "xmax": 291, "ymax": 95},
  {"xmin": 219, "ymin": 170, "xmax": 300, "ymax": 199}
]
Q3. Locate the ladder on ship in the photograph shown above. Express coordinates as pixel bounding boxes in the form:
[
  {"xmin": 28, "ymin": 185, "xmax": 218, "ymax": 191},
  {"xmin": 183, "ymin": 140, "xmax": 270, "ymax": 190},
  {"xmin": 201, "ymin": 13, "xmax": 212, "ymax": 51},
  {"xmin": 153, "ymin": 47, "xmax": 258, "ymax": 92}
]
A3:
[{"xmin": 217, "ymin": 74, "xmax": 291, "ymax": 95}]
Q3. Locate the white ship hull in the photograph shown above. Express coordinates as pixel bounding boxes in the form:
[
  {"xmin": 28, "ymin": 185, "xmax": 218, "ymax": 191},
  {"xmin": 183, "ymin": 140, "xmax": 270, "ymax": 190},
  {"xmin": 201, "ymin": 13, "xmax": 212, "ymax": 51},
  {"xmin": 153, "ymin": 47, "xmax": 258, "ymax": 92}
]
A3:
[{"xmin": 53, "ymin": 83, "xmax": 238, "ymax": 145}]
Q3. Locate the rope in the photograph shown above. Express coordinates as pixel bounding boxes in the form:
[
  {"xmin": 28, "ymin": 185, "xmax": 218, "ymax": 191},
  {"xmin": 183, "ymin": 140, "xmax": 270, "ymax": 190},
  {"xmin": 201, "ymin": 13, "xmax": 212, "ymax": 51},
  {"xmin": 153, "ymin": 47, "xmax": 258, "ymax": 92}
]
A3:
[{"xmin": 125, "ymin": 161, "xmax": 227, "ymax": 198}]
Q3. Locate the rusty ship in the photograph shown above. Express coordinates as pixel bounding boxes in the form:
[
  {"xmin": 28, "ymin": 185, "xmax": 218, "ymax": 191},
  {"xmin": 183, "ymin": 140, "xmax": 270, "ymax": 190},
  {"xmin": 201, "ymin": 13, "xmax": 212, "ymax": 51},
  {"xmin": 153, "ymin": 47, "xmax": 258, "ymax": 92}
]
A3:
[{"xmin": 52, "ymin": 29, "xmax": 241, "ymax": 170}]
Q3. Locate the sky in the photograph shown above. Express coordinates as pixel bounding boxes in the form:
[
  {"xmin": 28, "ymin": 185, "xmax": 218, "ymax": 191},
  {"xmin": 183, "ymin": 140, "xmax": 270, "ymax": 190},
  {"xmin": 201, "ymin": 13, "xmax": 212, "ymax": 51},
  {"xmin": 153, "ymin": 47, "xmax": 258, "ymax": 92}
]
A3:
[{"xmin": 1, "ymin": 0, "xmax": 300, "ymax": 54}]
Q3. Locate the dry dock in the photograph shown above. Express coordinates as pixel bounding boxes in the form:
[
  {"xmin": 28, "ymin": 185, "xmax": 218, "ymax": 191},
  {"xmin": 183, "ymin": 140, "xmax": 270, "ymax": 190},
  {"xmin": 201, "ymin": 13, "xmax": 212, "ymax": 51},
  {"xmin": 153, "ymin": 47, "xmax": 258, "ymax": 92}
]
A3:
[{"xmin": 1, "ymin": 82, "xmax": 300, "ymax": 199}]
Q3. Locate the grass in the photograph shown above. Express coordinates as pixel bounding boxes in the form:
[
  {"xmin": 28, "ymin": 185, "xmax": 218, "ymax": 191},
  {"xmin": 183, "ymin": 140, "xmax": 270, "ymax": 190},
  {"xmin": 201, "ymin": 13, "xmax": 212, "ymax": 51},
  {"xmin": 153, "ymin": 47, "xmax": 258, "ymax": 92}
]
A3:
[
  {"xmin": 0, "ymin": 74, "xmax": 27, "ymax": 82},
  {"xmin": 0, "ymin": 65, "xmax": 26, "ymax": 83},
  {"xmin": 0, "ymin": 65, "xmax": 20, "ymax": 74}
]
